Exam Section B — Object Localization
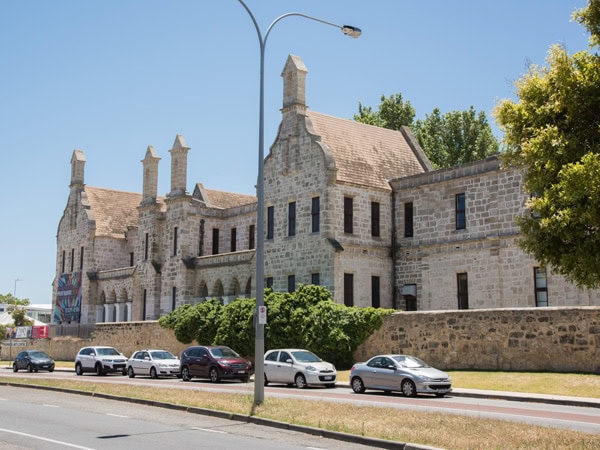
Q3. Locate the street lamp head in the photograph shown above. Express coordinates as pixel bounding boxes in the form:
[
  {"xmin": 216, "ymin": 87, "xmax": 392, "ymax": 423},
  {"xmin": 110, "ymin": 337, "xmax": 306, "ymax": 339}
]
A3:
[{"xmin": 341, "ymin": 25, "xmax": 361, "ymax": 38}]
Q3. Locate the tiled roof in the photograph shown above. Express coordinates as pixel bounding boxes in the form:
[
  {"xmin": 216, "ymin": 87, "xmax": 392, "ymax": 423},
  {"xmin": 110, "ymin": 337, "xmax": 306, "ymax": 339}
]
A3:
[
  {"xmin": 84, "ymin": 187, "xmax": 142, "ymax": 238},
  {"xmin": 203, "ymin": 188, "xmax": 256, "ymax": 209},
  {"xmin": 306, "ymin": 111, "xmax": 429, "ymax": 190}
]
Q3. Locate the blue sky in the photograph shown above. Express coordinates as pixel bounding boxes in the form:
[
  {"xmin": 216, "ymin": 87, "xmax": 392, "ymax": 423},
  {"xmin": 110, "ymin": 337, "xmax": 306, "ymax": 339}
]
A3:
[{"xmin": 0, "ymin": 1, "xmax": 591, "ymax": 304}]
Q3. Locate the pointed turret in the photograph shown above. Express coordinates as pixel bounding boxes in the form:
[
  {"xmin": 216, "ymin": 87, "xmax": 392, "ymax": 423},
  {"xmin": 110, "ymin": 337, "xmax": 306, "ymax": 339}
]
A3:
[
  {"xmin": 141, "ymin": 145, "xmax": 161, "ymax": 205},
  {"xmin": 168, "ymin": 134, "xmax": 190, "ymax": 198},
  {"xmin": 70, "ymin": 149, "xmax": 86, "ymax": 188},
  {"xmin": 281, "ymin": 54, "xmax": 308, "ymax": 117}
]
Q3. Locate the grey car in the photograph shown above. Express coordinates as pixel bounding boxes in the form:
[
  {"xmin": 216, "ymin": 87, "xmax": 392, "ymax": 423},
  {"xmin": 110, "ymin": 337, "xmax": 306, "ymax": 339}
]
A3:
[{"xmin": 350, "ymin": 354, "xmax": 452, "ymax": 397}]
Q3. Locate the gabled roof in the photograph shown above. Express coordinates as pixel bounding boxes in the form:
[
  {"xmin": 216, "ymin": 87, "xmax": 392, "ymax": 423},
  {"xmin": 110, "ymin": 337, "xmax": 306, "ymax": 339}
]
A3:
[
  {"xmin": 193, "ymin": 183, "xmax": 256, "ymax": 209},
  {"xmin": 306, "ymin": 111, "xmax": 431, "ymax": 190},
  {"xmin": 84, "ymin": 187, "xmax": 142, "ymax": 238}
]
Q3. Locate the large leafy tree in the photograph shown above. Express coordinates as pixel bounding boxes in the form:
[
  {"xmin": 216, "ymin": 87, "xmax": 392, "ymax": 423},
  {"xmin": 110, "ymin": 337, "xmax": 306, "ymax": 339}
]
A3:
[
  {"xmin": 494, "ymin": 0, "xmax": 600, "ymax": 288},
  {"xmin": 354, "ymin": 94, "xmax": 499, "ymax": 168}
]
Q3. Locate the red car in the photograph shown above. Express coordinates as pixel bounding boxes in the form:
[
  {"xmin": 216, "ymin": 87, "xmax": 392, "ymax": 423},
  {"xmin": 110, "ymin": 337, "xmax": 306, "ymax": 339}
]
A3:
[{"xmin": 179, "ymin": 345, "xmax": 253, "ymax": 383}]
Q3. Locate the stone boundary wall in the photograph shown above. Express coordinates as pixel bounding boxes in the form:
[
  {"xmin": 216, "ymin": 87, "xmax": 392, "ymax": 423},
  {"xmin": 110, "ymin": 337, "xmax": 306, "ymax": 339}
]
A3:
[
  {"xmin": 3, "ymin": 307, "xmax": 599, "ymax": 374},
  {"xmin": 1, "ymin": 321, "xmax": 192, "ymax": 362},
  {"xmin": 354, "ymin": 306, "xmax": 600, "ymax": 374}
]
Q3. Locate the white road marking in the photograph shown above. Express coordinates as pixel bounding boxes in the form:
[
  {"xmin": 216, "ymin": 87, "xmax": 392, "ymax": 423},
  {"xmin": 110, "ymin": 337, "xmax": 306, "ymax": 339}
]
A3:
[
  {"xmin": 106, "ymin": 413, "xmax": 128, "ymax": 418},
  {"xmin": 190, "ymin": 427, "xmax": 227, "ymax": 434},
  {"xmin": 0, "ymin": 427, "xmax": 96, "ymax": 449}
]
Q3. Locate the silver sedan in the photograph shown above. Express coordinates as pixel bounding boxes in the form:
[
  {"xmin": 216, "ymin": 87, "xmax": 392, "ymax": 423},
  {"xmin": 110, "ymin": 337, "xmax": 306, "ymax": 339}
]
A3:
[{"xmin": 350, "ymin": 354, "xmax": 452, "ymax": 397}]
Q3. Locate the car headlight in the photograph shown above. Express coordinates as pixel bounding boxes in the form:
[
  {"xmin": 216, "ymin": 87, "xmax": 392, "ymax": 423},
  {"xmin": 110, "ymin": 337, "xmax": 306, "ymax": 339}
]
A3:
[{"xmin": 305, "ymin": 365, "xmax": 317, "ymax": 372}]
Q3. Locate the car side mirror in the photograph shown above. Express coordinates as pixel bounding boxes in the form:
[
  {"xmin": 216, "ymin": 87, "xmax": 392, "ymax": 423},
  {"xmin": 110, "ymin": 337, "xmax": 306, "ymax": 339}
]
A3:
[
  {"xmin": 90, "ymin": 352, "xmax": 95, "ymax": 356},
  {"xmin": 285, "ymin": 358, "xmax": 293, "ymax": 364},
  {"xmin": 144, "ymin": 356, "xmax": 150, "ymax": 360},
  {"xmin": 387, "ymin": 365, "xmax": 396, "ymax": 370}
]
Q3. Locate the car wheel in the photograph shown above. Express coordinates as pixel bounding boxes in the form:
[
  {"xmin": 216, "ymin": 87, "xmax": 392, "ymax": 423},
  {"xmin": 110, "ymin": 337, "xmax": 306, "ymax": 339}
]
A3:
[
  {"xmin": 12, "ymin": 363, "xmax": 18, "ymax": 373},
  {"xmin": 181, "ymin": 366, "xmax": 191, "ymax": 382},
  {"xmin": 326, "ymin": 383, "xmax": 336, "ymax": 389},
  {"xmin": 263, "ymin": 374, "xmax": 269, "ymax": 386},
  {"xmin": 75, "ymin": 363, "xmax": 83, "ymax": 376},
  {"xmin": 351, "ymin": 376, "xmax": 366, "ymax": 394},
  {"xmin": 95, "ymin": 363, "xmax": 104, "ymax": 376},
  {"xmin": 294, "ymin": 373, "xmax": 307, "ymax": 389},
  {"xmin": 27, "ymin": 364, "xmax": 33, "ymax": 373},
  {"xmin": 128, "ymin": 366, "xmax": 135, "ymax": 378},
  {"xmin": 240, "ymin": 376, "xmax": 249, "ymax": 383},
  {"xmin": 150, "ymin": 367, "xmax": 158, "ymax": 379},
  {"xmin": 435, "ymin": 393, "xmax": 446, "ymax": 398},
  {"xmin": 401, "ymin": 379, "xmax": 417, "ymax": 397},
  {"xmin": 49, "ymin": 365, "xmax": 55, "ymax": 373},
  {"xmin": 209, "ymin": 367, "xmax": 220, "ymax": 383},
  {"xmin": 122, "ymin": 369, "xmax": 127, "ymax": 376}
]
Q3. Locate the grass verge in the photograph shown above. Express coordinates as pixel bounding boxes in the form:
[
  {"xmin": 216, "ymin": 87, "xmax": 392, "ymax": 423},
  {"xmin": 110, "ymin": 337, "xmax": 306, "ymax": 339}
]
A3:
[{"xmin": 1, "ymin": 376, "xmax": 599, "ymax": 450}]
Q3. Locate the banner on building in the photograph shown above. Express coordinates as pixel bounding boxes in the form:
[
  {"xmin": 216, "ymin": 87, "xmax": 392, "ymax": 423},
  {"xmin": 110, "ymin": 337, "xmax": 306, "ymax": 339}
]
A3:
[
  {"xmin": 32, "ymin": 326, "xmax": 49, "ymax": 339},
  {"xmin": 54, "ymin": 272, "xmax": 82, "ymax": 323}
]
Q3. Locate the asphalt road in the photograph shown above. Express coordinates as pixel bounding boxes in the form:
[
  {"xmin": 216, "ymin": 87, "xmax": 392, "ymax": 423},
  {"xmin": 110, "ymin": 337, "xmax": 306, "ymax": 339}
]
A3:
[
  {"xmin": 0, "ymin": 387, "xmax": 388, "ymax": 450},
  {"xmin": 2, "ymin": 368, "xmax": 600, "ymax": 435}
]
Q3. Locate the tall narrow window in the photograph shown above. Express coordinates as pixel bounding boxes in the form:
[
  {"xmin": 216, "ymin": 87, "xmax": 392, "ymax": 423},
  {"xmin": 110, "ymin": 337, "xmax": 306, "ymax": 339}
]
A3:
[
  {"xmin": 311, "ymin": 197, "xmax": 320, "ymax": 233},
  {"xmin": 61, "ymin": 251, "xmax": 65, "ymax": 273},
  {"xmin": 371, "ymin": 201, "xmax": 380, "ymax": 237},
  {"xmin": 344, "ymin": 273, "xmax": 354, "ymax": 306},
  {"xmin": 142, "ymin": 289, "xmax": 147, "ymax": 320},
  {"xmin": 129, "ymin": 252, "xmax": 134, "ymax": 267},
  {"xmin": 456, "ymin": 193, "xmax": 466, "ymax": 230},
  {"xmin": 171, "ymin": 287, "xmax": 177, "ymax": 311},
  {"xmin": 173, "ymin": 226, "xmax": 178, "ymax": 256},
  {"xmin": 311, "ymin": 273, "xmax": 320, "ymax": 285},
  {"xmin": 404, "ymin": 202, "xmax": 414, "ymax": 238},
  {"xmin": 457, "ymin": 273, "xmax": 469, "ymax": 309},
  {"xmin": 371, "ymin": 276, "xmax": 380, "ymax": 308},
  {"xmin": 212, "ymin": 228, "xmax": 219, "ymax": 255},
  {"xmin": 288, "ymin": 201, "xmax": 296, "ymax": 237},
  {"xmin": 344, "ymin": 197, "xmax": 353, "ymax": 234},
  {"xmin": 230, "ymin": 228, "xmax": 237, "ymax": 252},
  {"xmin": 534, "ymin": 267, "xmax": 548, "ymax": 307},
  {"xmin": 267, "ymin": 206, "xmax": 274, "ymax": 240},
  {"xmin": 287, "ymin": 275, "xmax": 296, "ymax": 293},
  {"xmin": 249, "ymin": 224, "xmax": 255, "ymax": 250},
  {"xmin": 80, "ymin": 246, "xmax": 84, "ymax": 270},
  {"xmin": 265, "ymin": 277, "xmax": 273, "ymax": 289},
  {"xmin": 144, "ymin": 233, "xmax": 149, "ymax": 260},
  {"xmin": 199, "ymin": 220, "xmax": 205, "ymax": 256},
  {"xmin": 70, "ymin": 249, "xmax": 74, "ymax": 272}
]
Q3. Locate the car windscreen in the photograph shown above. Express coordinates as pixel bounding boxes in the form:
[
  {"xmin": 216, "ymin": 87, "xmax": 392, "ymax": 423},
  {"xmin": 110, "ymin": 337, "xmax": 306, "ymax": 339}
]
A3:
[
  {"xmin": 393, "ymin": 355, "xmax": 429, "ymax": 368},
  {"xmin": 97, "ymin": 348, "xmax": 120, "ymax": 356},
  {"xmin": 210, "ymin": 347, "xmax": 239, "ymax": 358},
  {"xmin": 150, "ymin": 351, "xmax": 176, "ymax": 360},
  {"xmin": 29, "ymin": 351, "xmax": 49, "ymax": 359},
  {"xmin": 291, "ymin": 351, "xmax": 321, "ymax": 363}
]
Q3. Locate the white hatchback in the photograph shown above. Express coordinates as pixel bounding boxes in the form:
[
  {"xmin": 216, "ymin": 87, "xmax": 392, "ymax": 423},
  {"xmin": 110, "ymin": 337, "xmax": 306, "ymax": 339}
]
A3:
[
  {"xmin": 264, "ymin": 349, "xmax": 337, "ymax": 388},
  {"xmin": 127, "ymin": 349, "xmax": 180, "ymax": 379}
]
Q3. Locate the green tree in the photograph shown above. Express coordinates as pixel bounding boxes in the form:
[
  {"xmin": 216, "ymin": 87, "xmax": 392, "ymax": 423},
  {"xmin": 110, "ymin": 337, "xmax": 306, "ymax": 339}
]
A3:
[
  {"xmin": 354, "ymin": 95, "xmax": 499, "ymax": 168},
  {"xmin": 494, "ymin": 0, "xmax": 600, "ymax": 288},
  {"xmin": 11, "ymin": 308, "xmax": 33, "ymax": 327},
  {"xmin": 0, "ymin": 293, "xmax": 30, "ymax": 307},
  {"xmin": 159, "ymin": 285, "xmax": 393, "ymax": 368},
  {"xmin": 354, "ymin": 93, "xmax": 416, "ymax": 129},
  {"xmin": 413, "ymin": 106, "xmax": 499, "ymax": 168}
]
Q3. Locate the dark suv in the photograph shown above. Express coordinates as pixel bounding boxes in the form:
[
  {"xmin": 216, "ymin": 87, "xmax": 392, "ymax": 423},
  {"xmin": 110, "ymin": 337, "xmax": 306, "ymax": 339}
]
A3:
[{"xmin": 180, "ymin": 345, "xmax": 253, "ymax": 383}]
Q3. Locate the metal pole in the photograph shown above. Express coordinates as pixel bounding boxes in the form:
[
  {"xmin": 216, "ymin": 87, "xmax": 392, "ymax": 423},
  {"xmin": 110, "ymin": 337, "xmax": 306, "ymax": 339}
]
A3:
[
  {"xmin": 236, "ymin": 0, "xmax": 360, "ymax": 406},
  {"xmin": 14, "ymin": 278, "xmax": 22, "ymax": 297}
]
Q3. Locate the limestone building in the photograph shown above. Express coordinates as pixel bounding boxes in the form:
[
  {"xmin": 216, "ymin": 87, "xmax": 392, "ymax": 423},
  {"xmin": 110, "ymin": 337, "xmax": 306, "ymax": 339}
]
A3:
[{"xmin": 52, "ymin": 55, "xmax": 599, "ymax": 324}]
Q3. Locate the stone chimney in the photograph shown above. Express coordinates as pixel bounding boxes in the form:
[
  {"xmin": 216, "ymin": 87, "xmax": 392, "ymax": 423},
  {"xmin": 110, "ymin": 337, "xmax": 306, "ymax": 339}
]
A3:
[{"xmin": 70, "ymin": 149, "xmax": 86, "ymax": 188}]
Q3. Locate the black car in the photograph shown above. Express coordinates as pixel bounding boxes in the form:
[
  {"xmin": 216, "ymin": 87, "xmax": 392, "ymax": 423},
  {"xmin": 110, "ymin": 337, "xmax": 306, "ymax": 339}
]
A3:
[
  {"xmin": 180, "ymin": 345, "xmax": 253, "ymax": 383},
  {"xmin": 13, "ymin": 350, "xmax": 55, "ymax": 373}
]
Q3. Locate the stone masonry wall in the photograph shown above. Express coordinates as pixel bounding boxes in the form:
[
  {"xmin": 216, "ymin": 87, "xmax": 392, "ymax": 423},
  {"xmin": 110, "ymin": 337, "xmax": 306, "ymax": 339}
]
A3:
[
  {"xmin": 354, "ymin": 306, "xmax": 600, "ymax": 373},
  {"xmin": 3, "ymin": 307, "xmax": 599, "ymax": 374}
]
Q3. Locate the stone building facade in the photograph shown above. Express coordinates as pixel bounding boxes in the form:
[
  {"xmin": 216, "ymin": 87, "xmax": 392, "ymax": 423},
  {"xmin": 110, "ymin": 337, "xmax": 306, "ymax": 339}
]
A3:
[{"xmin": 52, "ymin": 54, "xmax": 600, "ymax": 325}]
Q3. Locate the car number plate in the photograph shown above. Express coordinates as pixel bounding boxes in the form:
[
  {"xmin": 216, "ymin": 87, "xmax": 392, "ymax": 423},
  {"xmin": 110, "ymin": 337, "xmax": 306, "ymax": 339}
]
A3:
[
  {"xmin": 237, "ymin": 370, "xmax": 247, "ymax": 374},
  {"xmin": 323, "ymin": 376, "xmax": 333, "ymax": 381}
]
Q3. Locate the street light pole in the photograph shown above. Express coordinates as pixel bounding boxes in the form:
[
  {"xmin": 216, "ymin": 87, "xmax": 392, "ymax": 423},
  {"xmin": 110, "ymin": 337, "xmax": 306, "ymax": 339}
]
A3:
[
  {"xmin": 14, "ymin": 278, "xmax": 22, "ymax": 297},
  {"xmin": 237, "ymin": 0, "xmax": 360, "ymax": 406}
]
